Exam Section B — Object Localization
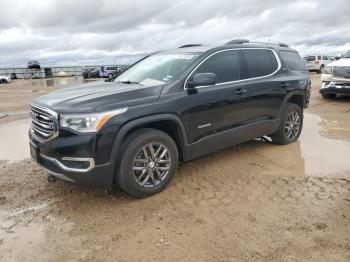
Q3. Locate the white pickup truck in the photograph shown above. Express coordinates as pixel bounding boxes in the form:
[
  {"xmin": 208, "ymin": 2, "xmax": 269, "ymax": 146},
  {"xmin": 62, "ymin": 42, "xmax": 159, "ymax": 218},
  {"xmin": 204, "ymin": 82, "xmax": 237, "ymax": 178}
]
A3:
[
  {"xmin": 0, "ymin": 75, "xmax": 11, "ymax": 84},
  {"xmin": 320, "ymin": 50, "xmax": 350, "ymax": 99}
]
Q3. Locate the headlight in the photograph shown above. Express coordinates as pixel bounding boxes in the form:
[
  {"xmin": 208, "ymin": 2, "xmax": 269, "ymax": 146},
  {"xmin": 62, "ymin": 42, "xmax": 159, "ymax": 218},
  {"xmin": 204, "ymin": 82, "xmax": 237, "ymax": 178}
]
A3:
[
  {"xmin": 323, "ymin": 66, "xmax": 332, "ymax": 74},
  {"xmin": 60, "ymin": 108, "xmax": 127, "ymax": 133}
]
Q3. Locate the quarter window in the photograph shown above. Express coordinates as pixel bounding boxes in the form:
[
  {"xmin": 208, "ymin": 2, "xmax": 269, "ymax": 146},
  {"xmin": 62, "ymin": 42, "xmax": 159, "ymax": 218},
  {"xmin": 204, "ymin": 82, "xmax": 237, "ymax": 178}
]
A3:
[
  {"xmin": 195, "ymin": 50, "xmax": 240, "ymax": 83},
  {"xmin": 279, "ymin": 51, "xmax": 307, "ymax": 71},
  {"xmin": 241, "ymin": 49, "xmax": 278, "ymax": 78}
]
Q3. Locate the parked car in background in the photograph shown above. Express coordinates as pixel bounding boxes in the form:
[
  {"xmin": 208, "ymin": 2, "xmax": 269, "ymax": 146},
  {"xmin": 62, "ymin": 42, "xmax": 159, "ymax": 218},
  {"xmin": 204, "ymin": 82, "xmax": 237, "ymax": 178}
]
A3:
[
  {"xmin": 104, "ymin": 66, "xmax": 122, "ymax": 78},
  {"xmin": 82, "ymin": 68, "xmax": 100, "ymax": 79},
  {"xmin": 27, "ymin": 61, "xmax": 41, "ymax": 70},
  {"xmin": 320, "ymin": 50, "xmax": 350, "ymax": 99},
  {"xmin": 29, "ymin": 40, "xmax": 310, "ymax": 197},
  {"xmin": 0, "ymin": 75, "xmax": 11, "ymax": 84},
  {"xmin": 304, "ymin": 55, "xmax": 332, "ymax": 73}
]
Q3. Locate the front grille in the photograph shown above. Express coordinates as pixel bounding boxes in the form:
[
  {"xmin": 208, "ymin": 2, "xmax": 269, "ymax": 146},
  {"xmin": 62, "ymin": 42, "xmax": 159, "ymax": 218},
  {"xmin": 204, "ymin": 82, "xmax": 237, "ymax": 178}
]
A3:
[
  {"xmin": 30, "ymin": 104, "xmax": 58, "ymax": 142},
  {"xmin": 333, "ymin": 66, "xmax": 350, "ymax": 78}
]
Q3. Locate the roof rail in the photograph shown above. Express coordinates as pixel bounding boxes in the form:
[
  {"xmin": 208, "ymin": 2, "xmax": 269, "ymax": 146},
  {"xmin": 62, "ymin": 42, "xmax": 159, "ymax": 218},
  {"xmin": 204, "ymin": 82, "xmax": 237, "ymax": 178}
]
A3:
[
  {"xmin": 225, "ymin": 39, "xmax": 250, "ymax": 44},
  {"xmin": 225, "ymin": 39, "xmax": 289, "ymax": 48},
  {"xmin": 179, "ymin": 44, "xmax": 202, "ymax": 48},
  {"xmin": 277, "ymin": 42, "xmax": 289, "ymax": 47}
]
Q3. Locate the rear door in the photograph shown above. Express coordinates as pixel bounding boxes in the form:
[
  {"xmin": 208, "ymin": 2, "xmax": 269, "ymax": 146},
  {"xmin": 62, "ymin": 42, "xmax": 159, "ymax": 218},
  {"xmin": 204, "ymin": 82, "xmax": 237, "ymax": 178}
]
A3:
[{"xmin": 238, "ymin": 48, "xmax": 284, "ymax": 121}]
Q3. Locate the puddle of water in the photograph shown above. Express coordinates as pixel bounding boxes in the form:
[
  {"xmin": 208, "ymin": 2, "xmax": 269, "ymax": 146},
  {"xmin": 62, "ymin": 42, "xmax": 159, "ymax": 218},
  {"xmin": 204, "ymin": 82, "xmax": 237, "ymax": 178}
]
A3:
[
  {"xmin": 300, "ymin": 113, "xmax": 350, "ymax": 176},
  {"xmin": 258, "ymin": 113, "xmax": 350, "ymax": 177},
  {"xmin": 0, "ymin": 120, "xmax": 29, "ymax": 162}
]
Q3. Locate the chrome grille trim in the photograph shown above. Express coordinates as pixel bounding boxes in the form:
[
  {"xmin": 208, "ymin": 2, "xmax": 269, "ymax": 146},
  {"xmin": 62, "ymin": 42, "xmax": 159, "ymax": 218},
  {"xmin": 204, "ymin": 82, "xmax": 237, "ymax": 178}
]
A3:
[{"xmin": 29, "ymin": 103, "xmax": 59, "ymax": 143}]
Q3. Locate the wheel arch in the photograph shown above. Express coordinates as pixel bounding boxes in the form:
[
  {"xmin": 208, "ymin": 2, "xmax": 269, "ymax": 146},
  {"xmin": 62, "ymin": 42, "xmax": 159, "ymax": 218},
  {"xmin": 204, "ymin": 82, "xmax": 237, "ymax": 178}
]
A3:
[
  {"xmin": 110, "ymin": 114, "xmax": 188, "ymax": 173},
  {"xmin": 279, "ymin": 92, "xmax": 305, "ymax": 117}
]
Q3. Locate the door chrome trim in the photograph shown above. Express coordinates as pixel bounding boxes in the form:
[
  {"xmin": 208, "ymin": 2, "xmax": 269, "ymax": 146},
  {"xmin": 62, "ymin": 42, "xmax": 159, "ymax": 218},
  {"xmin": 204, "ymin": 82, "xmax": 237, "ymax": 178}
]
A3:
[
  {"xmin": 197, "ymin": 123, "xmax": 212, "ymax": 129},
  {"xmin": 184, "ymin": 48, "xmax": 282, "ymax": 90}
]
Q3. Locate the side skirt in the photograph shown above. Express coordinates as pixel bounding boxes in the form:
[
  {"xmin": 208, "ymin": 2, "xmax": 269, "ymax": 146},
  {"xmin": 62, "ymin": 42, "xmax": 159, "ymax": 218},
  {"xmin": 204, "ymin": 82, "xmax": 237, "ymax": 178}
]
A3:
[{"xmin": 184, "ymin": 119, "xmax": 280, "ymax": 161}]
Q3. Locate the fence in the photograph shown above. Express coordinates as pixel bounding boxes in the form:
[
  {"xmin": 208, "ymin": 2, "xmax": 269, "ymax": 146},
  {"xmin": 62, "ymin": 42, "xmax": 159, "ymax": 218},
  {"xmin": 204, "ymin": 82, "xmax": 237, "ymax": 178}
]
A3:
[{"xmin": 0, "ymin": 65, "xmax": 128, "ymax": 79}]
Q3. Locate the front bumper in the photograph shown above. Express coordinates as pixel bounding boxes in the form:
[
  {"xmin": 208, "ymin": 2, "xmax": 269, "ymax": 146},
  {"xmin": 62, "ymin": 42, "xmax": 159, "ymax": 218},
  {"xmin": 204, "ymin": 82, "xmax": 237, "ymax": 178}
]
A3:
[
  {"xmin": 320, "ymin": 81, "xmax": 350, "ymax": 95},
  {"xmin": 29, "ymin": 130, "xmax": 116, "ymax": 187}
]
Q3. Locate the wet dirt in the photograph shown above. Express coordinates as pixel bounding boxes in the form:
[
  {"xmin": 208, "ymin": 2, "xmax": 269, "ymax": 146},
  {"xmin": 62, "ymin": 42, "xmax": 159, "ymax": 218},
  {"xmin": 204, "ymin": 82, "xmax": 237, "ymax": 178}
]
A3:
[
  {"xmin": 0, "ymin": 120, "xmax": 29, "ymax": 162},
  {"xmin": 0, "ymin": 74, "xmax": 350, "ymax": 261}
]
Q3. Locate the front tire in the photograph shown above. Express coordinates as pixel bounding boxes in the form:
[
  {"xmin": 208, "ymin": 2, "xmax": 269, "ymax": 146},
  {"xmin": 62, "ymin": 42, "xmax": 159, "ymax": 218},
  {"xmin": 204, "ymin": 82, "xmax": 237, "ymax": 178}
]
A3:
[
  {"xmin": 271, "ymin": 103, "xmax": 303, "ymax": 145},
  {"xmin": 321, "ymin": 93, "xmax": 336, "ymax": 99},
  {"xmin": 117, "ymin": 128, "xmax": 178, "ymax": 198}
]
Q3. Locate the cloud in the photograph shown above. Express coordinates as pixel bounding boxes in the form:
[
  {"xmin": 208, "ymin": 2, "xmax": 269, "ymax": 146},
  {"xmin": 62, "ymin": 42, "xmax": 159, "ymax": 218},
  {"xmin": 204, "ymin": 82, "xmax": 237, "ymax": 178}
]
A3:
[{"xmin": 0, "ymin": 0, "xmax": 349, "ymax": 66}]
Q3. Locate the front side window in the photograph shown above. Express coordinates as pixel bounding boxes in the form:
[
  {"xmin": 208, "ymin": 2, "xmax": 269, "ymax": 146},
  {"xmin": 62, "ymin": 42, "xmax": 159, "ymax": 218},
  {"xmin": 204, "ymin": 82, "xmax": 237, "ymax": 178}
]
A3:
[
  {"xmin": 195, "ymin": 50, "xmax": 240, "ymax": 83},
  {"xmin": 241, "ymin": 49, "xmax": 278, "ymax": 78},
  {"xmin": 115, "ymin": 53, "xmax": 199, "ymax": 86},
  {"xmin": 280, "ymin": 51, "xmax": 307, "ymax": 71}
]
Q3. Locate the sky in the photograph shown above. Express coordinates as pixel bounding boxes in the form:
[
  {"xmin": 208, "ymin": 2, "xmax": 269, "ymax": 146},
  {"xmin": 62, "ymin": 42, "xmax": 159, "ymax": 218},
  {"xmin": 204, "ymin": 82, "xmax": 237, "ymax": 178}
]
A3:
[{"xmin": 0, "ymin": 0, "xmax": 349, "ymax": 66}]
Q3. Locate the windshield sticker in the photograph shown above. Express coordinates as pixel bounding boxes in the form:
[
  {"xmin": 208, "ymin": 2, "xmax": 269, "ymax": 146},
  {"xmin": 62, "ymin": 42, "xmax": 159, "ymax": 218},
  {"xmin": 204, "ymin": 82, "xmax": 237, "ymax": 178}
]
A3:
[
  {"xmin": 140, "ymin": 78, "xmax": 165, "ymax": 86},
  {"xmin": 174, "ymin": 54, "xmax": 196, "ymax": 60}
]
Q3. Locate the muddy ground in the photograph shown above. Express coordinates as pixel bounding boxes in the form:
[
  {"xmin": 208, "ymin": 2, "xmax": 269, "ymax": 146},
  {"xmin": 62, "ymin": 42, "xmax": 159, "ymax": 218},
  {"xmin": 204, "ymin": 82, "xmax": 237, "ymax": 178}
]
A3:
[{"xmin": 0, "ymin": 75, "xmax": 349, "ymax": 262}]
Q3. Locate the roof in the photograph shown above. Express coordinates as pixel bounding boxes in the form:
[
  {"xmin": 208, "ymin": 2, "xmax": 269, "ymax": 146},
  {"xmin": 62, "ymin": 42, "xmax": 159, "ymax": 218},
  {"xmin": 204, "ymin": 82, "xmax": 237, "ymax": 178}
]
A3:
[{"xmin": 160, "ymin": 41, "xmax": 295, "ymax": 55}]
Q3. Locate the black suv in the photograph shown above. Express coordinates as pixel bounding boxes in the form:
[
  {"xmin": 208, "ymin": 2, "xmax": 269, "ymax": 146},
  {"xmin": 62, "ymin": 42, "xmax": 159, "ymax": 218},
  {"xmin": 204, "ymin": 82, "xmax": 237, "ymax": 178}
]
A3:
[{"xmin": 29, "ymin": 40, "xmax": 310, "ymax": 197}]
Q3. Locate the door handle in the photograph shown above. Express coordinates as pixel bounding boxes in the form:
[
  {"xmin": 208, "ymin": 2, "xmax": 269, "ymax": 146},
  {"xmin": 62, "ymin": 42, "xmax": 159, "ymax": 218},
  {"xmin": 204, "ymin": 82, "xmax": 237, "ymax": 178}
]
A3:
[
  {"xmin": 280, "ymin": 82, "xmax": 290, "ymax": 88},
  {"xmin": 235, "ymin": 88, "xmax": 248, "ymax": 95}
]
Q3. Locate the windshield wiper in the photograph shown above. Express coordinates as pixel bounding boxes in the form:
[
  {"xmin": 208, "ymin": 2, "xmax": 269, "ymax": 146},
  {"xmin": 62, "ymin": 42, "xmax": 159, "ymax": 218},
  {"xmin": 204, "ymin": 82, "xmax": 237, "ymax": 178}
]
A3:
[{"xmin": 118, "ymin": 80, "xmax": 142, "ymax": 85}]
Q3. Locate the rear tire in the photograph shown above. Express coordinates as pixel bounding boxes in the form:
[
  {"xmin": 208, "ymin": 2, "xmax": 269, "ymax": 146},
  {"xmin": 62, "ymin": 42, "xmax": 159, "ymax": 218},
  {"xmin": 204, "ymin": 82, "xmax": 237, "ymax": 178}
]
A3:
[
  {"xmin": 270, "ymin": 103, "xmax": 303, "ymax": 145},
  {"xmin": 321, "ymin": 93, "xmax": 336, "ymax": 99},
  {"xmin": 116, "ymin": 128, "xmax": 178, "ymax": 198}
]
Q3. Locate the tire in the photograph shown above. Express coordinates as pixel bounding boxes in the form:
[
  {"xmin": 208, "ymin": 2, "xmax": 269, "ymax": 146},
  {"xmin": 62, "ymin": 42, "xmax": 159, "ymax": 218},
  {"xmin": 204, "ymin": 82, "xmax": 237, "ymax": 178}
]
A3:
[
  {"xmin": 108, "ymin": 73, "xmax": 113, "ymax": 78},
  {"xmin": 0, "ymin": 79, "xmax": 6, "ymax": 84},
  {"xmin": 318, "ymin": 65, "xmax": 325, "ymax": 74},
  {"xmin": 117, "ymin": 128, "xmax": 178, "ymax": 198},
  {"xmin": 270, "ymin": 103, "xmax": 303, "ymax": 145},
  {"xmin": 321, "ymin": 93, "xmax": 336, "ymax": 99}
]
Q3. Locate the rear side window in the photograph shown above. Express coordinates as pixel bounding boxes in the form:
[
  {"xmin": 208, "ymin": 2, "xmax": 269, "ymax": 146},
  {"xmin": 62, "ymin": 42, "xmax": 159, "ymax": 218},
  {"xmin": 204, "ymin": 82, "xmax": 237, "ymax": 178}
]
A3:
[
  {"xmin": 196, "ymin": 50, "xmax": 240, "ymax": 83},
  {"xmin": 279, "ymin": 51, "xmax": 307, "ymax": 71},
  {"xmin": 304, "ymin": 55, "xmax": 315, "ymax": 61},
  {"xmin": 241, "ymin": 49, "xmax": 278, "ymax": 79}
]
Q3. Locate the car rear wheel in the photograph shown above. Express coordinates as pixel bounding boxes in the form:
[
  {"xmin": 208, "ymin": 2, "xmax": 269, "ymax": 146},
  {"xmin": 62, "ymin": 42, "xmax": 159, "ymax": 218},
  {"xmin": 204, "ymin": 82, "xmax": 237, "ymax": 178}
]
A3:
[
  {"xmin": 117, "ymin": 128, "xmax": 178, "ymax": 198},
  {"xmin": 0, "ymin": 79, "xmax": 7, "ymax": 84},
  {"xmin": 108, "ymin": 73, "xmax": 113, "ymax": 78},
  {"xmin": 270, "ymin": 103, "xmax": 303, "ymax": 145},
  {"xmin": 321, "ymin": 93, "xmax": 336, "ymax": 99},
  {"xmin": 318, "ymin": 65, "xmax": 325, "ymax": 74}
]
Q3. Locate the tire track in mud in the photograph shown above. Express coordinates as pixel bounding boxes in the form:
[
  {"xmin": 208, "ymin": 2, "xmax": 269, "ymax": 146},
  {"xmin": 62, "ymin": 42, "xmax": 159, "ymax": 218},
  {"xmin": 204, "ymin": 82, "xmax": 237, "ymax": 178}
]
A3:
[{"xmin": 168, "ymin": 174, "xmax": 350, "ymax": 209}]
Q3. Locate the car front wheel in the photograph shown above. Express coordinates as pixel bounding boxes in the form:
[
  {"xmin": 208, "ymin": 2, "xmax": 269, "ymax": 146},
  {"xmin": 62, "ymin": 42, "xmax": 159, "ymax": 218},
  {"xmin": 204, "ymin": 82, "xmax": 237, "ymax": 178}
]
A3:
[
  {"xmin": 321, "ymin": 93, "xmax": 336, "ymax": 99},
  {"xmin": 117, "ymin": 128, "xmax": 178, "ymax": 198}
]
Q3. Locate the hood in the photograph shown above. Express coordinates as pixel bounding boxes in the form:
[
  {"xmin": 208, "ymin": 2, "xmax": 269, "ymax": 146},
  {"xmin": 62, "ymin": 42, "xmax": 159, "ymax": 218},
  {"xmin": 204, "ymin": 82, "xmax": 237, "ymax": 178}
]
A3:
[
  {"xmin": 328, "ymin": 58, "xmax": 350, "ymax": 67},
  {"xmin": 32, "ymin": 80, "xmax": 163, "ymax": 113}
]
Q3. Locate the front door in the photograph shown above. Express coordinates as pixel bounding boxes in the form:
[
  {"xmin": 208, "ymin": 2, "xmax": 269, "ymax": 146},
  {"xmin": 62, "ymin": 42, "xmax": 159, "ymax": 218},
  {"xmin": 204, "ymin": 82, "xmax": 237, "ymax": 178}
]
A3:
[{"xmin": 180, "ymin": 49, "xmax": 250, "ymax": 144}]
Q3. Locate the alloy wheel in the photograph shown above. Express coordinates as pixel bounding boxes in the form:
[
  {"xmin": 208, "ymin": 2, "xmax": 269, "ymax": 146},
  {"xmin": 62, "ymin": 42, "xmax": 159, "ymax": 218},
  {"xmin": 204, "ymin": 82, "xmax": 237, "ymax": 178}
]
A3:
[
  {"xmin": 284, "ymin": 111, "xmax": 301, "ymax": 140},
  {"xmin": 132, "ymin": 142, "xmax": 171, "ymax": 188}
]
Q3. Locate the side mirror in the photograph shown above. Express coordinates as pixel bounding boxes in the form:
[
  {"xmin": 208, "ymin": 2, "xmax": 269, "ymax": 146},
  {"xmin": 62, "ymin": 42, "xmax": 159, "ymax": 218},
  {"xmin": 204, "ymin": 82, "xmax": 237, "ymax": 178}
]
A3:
[{"xmin": 187, "ymin": 73, "xmax": 217, "ymax": 88}]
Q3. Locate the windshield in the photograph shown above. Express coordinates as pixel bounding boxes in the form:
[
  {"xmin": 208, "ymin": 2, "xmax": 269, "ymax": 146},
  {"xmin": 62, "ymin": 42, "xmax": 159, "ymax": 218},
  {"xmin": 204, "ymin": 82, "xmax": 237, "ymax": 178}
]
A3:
[
  {"xmin": 115, "ymin": 53, "xmax": 199, "ymax": 86},
  {"xmin": 343, "ymin": 50, "xmax": 350, "ymax": 58}
]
